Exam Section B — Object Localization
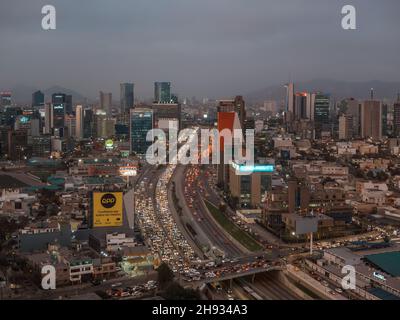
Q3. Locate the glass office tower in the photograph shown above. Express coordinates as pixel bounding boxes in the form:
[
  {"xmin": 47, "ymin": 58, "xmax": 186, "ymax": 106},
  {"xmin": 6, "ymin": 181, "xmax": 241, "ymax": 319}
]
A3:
[
  {"xmin": 120, "ymin": 83, "xmax": 135, "ymax": 113},
  {"xmin": 51, "ymin": 93, "xmax": 66, "ymax": 130},
  {"xmin": 32, "ymin": 90, "xmax": 45, "ymax": 108},
  {"xmin": 154, "ymin": 82, "xmax": 171, "ymax": 103},
  {"xmin": 130, "ymin": 108, "xmax": 153, "ymax": 155}
]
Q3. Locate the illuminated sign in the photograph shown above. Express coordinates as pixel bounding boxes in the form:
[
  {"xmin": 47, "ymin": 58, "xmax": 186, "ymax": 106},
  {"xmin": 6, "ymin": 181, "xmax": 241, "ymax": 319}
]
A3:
[
  {"xmin": 19, "ymin": 116, "xmax": 30, "ymax": 124},
  {"xmin": 119, "ymin": 166, "xmax": 137, "ymax": 177},
  {"xmin": 232, "ymin": 163, "xmax": 275, "ymax": 173},
  {"xmin": 105, "ymin": 139, "xmax": 114, "ymax": 150},
  {"xmin": 92, "ymin": 192, "xmax": 123, "ymax": 227},
  {"xmin": 120, "ymin": 150, "xmax": 129, "ymax": 158}
]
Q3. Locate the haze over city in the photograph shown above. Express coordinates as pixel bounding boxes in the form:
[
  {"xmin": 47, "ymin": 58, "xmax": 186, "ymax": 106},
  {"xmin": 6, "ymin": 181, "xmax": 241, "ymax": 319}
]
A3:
[{"xmin": 1, "ymin": 0, "xmax": 400, "ymax": 99}]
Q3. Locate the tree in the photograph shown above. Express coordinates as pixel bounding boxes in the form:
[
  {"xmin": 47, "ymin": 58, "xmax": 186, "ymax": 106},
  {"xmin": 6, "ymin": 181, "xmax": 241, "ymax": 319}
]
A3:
[
  {"xmin": 219, "ymin": 202, "xmax": 227, "ymax": 214},
  {"xmin": 229, "ymin": 196, "xmax": 239, "ymax": 210},
  {"xmin": 157, "ymin": 263, "xmax": 174, "ymax": 289}
]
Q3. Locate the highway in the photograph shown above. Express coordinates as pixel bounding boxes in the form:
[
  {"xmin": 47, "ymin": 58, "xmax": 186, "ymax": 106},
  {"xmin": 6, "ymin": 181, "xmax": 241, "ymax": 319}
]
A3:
[
  {"xmin": 135, "ymin": 164, "xmax": 197, "ymax": 273},
  {"xmin": 168, "ymin": 165, "xmax": 212, "ymax": 257},
  {"xmin": 131, "ymin": 129, "xmax": 311, "ymax": 299},
  {"xmin": 174, "ymin": 164, "xmax": 246, "ymax": 258},
  {"xmin": 245, "ymin": 271, "xmax": 301, "ymax": 300}
]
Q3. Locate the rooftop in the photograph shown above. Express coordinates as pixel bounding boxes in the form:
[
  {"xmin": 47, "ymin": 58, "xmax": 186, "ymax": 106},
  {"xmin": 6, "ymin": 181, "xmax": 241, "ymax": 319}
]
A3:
[
  {"xmin": 0, "ymin": 175, "xmax": 28, "ymax": 189},
  {"xmin": 364, "ymin": 251, "xmax": 400, "ymax": 277}
]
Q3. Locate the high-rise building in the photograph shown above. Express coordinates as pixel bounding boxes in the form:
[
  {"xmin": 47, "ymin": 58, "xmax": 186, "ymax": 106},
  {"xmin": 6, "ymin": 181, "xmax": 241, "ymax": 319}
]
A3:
[
  {"xmin": 0, "ymin": 106, "xmax": 21, "ymax": 128},
  {"xmin": 100, "ymin": 91, "xmax": 112, "ymax": 114},
  {"xmin": 339, "ymin": 114, "xmax": 353, "ymax": 140},
  {"xmin": 130, "ymin": 108, "xmax": 153, "ymax": 155},
  {"xmin": 393, "ymin": 95, "xmax": 400, "ymax": 137},
  {"xmin": 51, "ymin": 94, "xmax": 66, "ymax": 136},
  {"xmin": 286, "ymin": 83, "xmax": 295, "ymax": 114},
  {"xmin": 154, "ymin": 82, "xmax": 171, "ymax": 103},
  {"xmin": 216, "ymin": 111, "xmax": 242, "ymax": 189},
  {"xmin": 0, "ymin": 127, "xmax": 9, "ymax": 157},
  {"xmin": 65, "ymin": 94, "xmax": 73, "ymax": 114},
  {"xmin": 102, "ymin": 119, "xmax": 116, "ymax": 138},
  {"xmin": 14, "ymin": 115, "xmax": 40, "ymax": 137},
  {"xmin": 217, "ymin": 96, "xmax": 246, "ymax": 131},
  {"xmin": 216, "ymin": 97, "xmax": 247, "ymax": 190},
  {"xmin": 171, "ymin": 94, "xmax": 179, "ymax": 104},
  {"xmin": 32, "ymin": 90, "xmax": 45, "ymax": 108},
  {"xmin": 0, "ymin": 91, "xmax": 12, "ymax": 107},
  {"xmin": 75, "ymin": 105, "xmax": 84, "ymax": 140},
  {"xmin": 7, "ymin": 130, "xmax": 28, "ymax": 160},
  {"xmin": 52, "ymin": 93, "xmax": 66, "ymax": 105},
  {"xmin": 83, "ymin": 108, "xmax": 94, "ymax": 139},
  {"xmin": 120, "ymin": 83, "xmax": 135, "ymax": 113},
  {"xmin": 65, "ymin": 114, "xmax": 76, "ymax": 138},
  {"xmin": 284, "ymin": 83, "xmax": 295, "ymax": 125},
  {"xmin": 31, "ymin": 134, "xmax": 52, "ymax": 158},
  {"xmin": 93, "ymin": 110, "xmax": 115, "ymax": 139},
  {"xmin": 29, "ymin": 118, "xmax": 41, "ymax": 137},
  {"xmin": 151, "ymin": 103, "xmax": 182, "ymax": 131},
  {"xmin": 314, "ymin": 93, "xmax": 331, "ymax": 138},
  {"xmin": 382, "ymin": 104, "xmax": 388, "ymax": 137},
  {"xmin": 229, "ymin": 162, "xmax": 273, "ymax": 208},
  {"xmin": 361, "ymin": 100, "xmax": 382, "ymax": 140},
  {"xmin": 44, "ymin": 103, "xmax": 52, "ymax": 134},
  {"xmin": 345, "ymin": 98, "xmax": 360, "ymax": 137},
  {"xmin": 295, "ymin": 93, "xmax": 308, "ymax": 120}
]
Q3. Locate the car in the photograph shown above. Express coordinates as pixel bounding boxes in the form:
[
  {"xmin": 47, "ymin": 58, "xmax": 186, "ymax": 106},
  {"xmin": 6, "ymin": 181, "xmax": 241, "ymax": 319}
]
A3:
[
  {"xmin": 111, "ymin": 282, "xmax": 122, "ymax": 288},
  {"xmin": 335, "ymin": 288, "xmax": 343, "ymax": 294},
  {"xmin": 322, "ymin": 281, "xmax": 329, "ymax": 287}
]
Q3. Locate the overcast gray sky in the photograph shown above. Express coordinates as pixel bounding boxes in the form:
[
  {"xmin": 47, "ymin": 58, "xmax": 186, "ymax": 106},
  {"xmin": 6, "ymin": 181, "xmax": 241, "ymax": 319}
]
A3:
[{"xmin": 0, "ymin": 0, "xmax": 399, "ymax": 99}]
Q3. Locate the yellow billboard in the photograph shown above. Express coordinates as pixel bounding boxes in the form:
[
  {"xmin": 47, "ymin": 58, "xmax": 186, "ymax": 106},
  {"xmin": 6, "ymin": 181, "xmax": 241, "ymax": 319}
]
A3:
[{"xmin": 92, "ymin": 192, "xmax": 123, "ymax": 227}]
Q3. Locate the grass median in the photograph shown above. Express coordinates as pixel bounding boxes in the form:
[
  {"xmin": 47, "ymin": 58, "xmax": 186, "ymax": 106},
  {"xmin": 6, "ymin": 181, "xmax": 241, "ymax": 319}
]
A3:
[{"xmin": 204, "ymin": 200, "xmax": 263, "ymax": 252}]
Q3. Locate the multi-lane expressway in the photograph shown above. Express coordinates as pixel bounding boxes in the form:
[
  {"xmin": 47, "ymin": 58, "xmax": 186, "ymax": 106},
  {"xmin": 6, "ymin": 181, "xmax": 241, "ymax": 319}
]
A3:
[
  {"xmin": 171, "ymin": 164, "xmax": 247, "ymax": 258},
  {"xmin": 132, "ymin": 128, "xmax": 305, "ymax": 300}
]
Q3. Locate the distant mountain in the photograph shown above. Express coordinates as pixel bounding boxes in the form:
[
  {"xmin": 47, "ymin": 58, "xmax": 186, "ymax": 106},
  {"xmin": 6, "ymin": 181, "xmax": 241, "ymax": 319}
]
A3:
[
  {"xmin": 10, "ymin": 85, "xmax": 88, "ymax": 104},
  {"xmin": 245, "ymin": 79, "xmax": 400, "ymax": 103}
]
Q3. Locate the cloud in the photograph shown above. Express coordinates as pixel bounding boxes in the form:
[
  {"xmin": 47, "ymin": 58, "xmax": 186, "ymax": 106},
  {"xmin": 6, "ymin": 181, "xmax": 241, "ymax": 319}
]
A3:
[{"xmin": 0, "ymin": 0, "xmax": 399, "ymax": 99}]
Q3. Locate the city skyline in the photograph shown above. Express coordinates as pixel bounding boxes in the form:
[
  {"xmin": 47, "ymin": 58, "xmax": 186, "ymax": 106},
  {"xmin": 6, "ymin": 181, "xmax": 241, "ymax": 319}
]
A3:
[{"xmin": 3, "ymin": 78, "xmax": 400, "ymax": 105}]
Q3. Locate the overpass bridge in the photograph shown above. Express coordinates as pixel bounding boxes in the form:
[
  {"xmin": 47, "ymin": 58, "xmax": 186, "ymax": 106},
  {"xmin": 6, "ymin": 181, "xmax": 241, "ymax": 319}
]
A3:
[
  {"xmin": 188, "ymin": 265, "xmax": 285, "ymax": 288},
  {"xmin": 205, "ymin": 266, "xmax": 284, "ymax": 283}
]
